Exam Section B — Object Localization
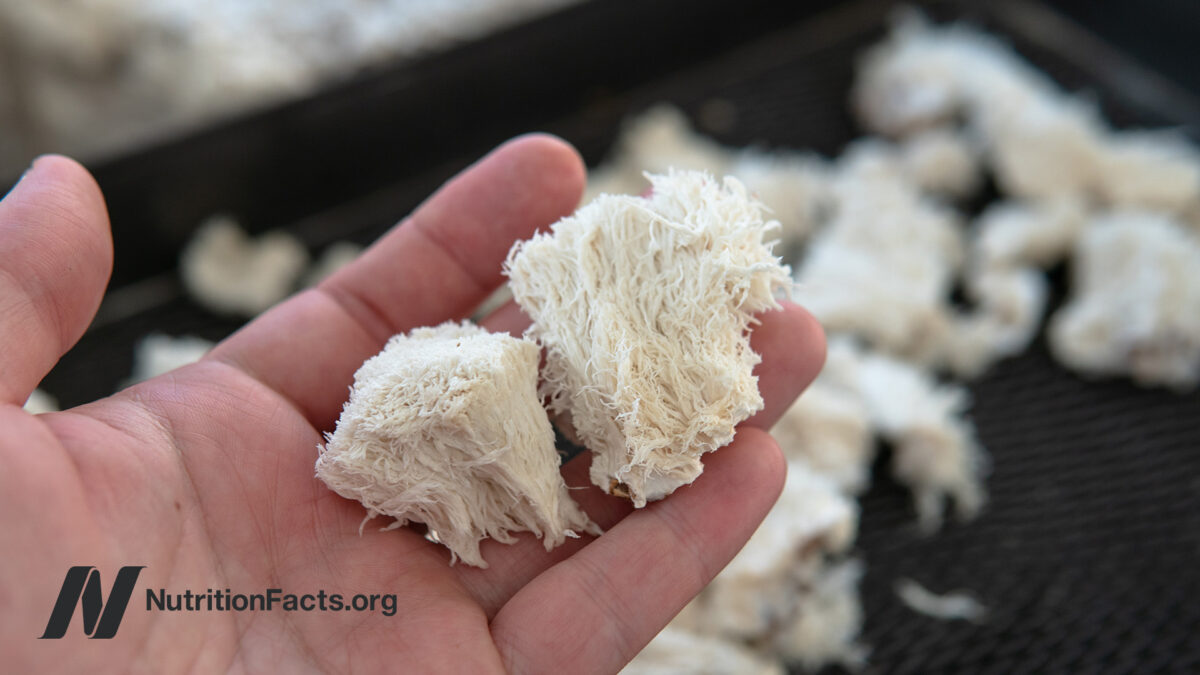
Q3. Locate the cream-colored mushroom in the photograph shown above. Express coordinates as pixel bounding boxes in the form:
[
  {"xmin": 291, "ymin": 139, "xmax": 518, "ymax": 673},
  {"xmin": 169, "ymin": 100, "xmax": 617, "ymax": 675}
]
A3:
[
  {"xmin": 507, "ymin": 170, "xmax": 790, "ymax": 506},
  {"xmin": 1049, "ymin": 211, "xmax": 1200, "ymax": 390},
  {"xmin": 180, "ymin": 215, "xmax": 309, "ymax": 317},
  {"xmin": 316, "ymin": 320, "xmax": 597, "ymax": 568}
]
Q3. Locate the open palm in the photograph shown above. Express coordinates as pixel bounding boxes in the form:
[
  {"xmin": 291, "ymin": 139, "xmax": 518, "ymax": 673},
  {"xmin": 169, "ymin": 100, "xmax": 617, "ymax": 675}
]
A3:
[{"xmin": 0, "ymin": 137, "xmax": 825, "ymax": 674}]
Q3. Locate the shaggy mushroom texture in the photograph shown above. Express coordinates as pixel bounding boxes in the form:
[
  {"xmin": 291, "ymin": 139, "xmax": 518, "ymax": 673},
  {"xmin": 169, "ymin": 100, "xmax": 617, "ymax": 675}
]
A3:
[
  {"xmin": 506, "ymin": 170, "xmax": 791, "ymax": 506},
  {"xmin": 316, "ymin": 320, "xmax": 597, "ymax": 568},
  {"xmin": 665, "ymin": 461, "xmax": 865, "ymax": 671}
]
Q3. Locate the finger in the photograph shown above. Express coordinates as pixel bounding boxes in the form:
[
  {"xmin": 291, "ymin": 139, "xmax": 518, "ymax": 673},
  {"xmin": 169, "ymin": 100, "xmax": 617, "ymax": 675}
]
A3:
[
  {"xmin": 453, "ymin": 452, "xmax": 628, "ymax": 617},
  {"xmin": 478, "ymin": 297, "xmax": 528, "ymax": 338},
  {"xmin": 743, "ymin": 300, "xmax": 826, "ymax": 430},
  {"xmin": 457, "ymin": 301, "xmax": 823, "ymax": 615},
  {"xmin": 490, "ymin": 427, "xmax": 786, "ymax": 675},
  {"xmin": 0, "ymin": 156, "xmax": 112, "ymax": 406},
  {"xmin": 207, "ymin": 134, "xmax": 585, "ymax": 430}
]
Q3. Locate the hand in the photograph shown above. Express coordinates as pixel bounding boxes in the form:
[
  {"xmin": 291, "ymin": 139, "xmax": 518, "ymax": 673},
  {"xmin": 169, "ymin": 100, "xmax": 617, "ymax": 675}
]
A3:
[{"xmin": 0, "ymin": 137, "xmax": 825, "ymax": 674}]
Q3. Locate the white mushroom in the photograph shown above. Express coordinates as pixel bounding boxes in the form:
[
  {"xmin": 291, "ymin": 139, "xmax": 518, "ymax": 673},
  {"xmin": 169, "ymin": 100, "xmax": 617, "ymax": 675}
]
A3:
[
  {"xmin": 582, "ymin": 105, "xmax": 732, "ymax": 204},
  {"xmin": 22, "ymin": 389, "xmax": 59, "ymax": 414},
  {"xmin": 507, "ymin": 170, "xmax": 790, "ymax": 506},
  {"xmin": 127, "ymin": 333, "xmax": 215, "ymax": 384},
  {"xmin": 180, "ymin": 215, "xmax": 309, "ymax": 317},
  {"xmin": 771, "ymin": 382, "xmax": 875, "ymax": 495},
  {"xmin": 620, "ymin": 626, "xmax": 785, "ymax": 675},
  {"xmin": 684, "ymin": 461, "xmax": 864, "ymax": 669},
  {"xmin": 1049, "ymin": 210, "xmax": 1200, "ymax": 390},
  {"xmin": 316, "ymin": 320, "xmax": 597, "ymax": 568},
  {"xmin": 894, "ymin": 578, "xmax": 988, "ymax": 623},
  {"xmin": 302, "ymin": 241, "xmax": 363, "ymax": 287},
  {"xmin": 824, "ymin": 338, "xmax": 987, "ymax": 530},
  {"xmin": 796, "ymin": 173, "xmax": 963, "ymax": 368}
]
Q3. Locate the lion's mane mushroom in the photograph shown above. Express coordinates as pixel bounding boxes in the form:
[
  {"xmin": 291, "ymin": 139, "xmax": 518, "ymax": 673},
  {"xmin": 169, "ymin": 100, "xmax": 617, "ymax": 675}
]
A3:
[
  {"xmin": 316, "ymin": 320, "xmax": 597, "ymax": 568},
  {"xmin": 505, "ymin": 170, "xmax": 791, "ymax": 507}
]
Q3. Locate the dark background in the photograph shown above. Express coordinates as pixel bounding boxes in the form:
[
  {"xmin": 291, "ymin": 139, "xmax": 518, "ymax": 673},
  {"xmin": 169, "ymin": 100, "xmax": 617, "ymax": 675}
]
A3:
[{"xmin": 1048, "ymin": 0, "xmax": 1200, "ymax": 96}]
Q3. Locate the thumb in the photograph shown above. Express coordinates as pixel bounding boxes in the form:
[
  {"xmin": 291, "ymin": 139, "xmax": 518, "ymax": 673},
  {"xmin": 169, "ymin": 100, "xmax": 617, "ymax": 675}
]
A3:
[{"xmin": 0, "ymin": 156, "xmax": 113, "ymax": 407}]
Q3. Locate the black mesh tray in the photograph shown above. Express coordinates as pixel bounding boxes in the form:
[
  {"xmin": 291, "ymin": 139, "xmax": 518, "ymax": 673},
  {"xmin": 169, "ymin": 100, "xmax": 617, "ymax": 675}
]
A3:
[{"xmin": 28, "ymin": 1, "xmax": 1200, "ymax": 672}]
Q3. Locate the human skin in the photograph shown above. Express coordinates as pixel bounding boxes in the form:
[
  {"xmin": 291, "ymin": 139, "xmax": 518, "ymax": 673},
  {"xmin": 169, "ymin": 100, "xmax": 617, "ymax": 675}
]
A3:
[{"xmin": 0, "ymin": 136, "xmax": 825, "ymax": 674}]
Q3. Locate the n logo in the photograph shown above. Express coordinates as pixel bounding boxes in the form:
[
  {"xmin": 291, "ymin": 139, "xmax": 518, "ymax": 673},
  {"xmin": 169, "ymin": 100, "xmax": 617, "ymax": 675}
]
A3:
[{"xmin": 40, "ymin": 566, "xmax": 144, "ymax": 639}]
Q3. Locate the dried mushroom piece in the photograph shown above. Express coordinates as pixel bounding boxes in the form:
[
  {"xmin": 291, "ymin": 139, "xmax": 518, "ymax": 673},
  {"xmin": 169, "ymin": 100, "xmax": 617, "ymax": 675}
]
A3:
[
  {"xmin": 506, "ymin": 170, "xmax": 790, "ymax": 507},
  {"xmin": 1049, "ymin": 211, "xmax": 1200, "ymax": 390},
  {"xmin": 316, "ymin": 320, "xmax": 597, "ymax": 568},
  {"xmin": 180, "ymin": 215, "xmax": 309, "ymax": 317},
  {"xmin": 619, "ymin": 625, "xmax": 785, "ymax": 675},
  {"xmin": 771, "ymin": 382, "xmax": 874, "ymax": 495},
  {"xmin": 681, "ymin": 461, "xmax": 865, "ymax": 671}
]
